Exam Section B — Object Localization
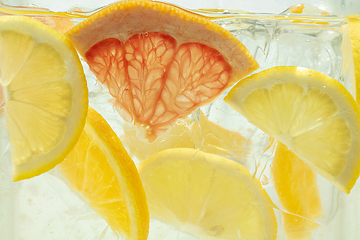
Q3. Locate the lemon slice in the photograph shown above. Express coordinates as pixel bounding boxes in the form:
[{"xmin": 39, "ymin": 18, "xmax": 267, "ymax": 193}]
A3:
[
  {"xmin": 348, "ymin": 15, "xmax": 360, "ymax": 103},
  {"xmin": 59, "ymin": 107, "xmax": 149, "ymax": 240},
  {"xmin": 224, "ymin": 66, "xmax": 360, "ymax": 194},
  {"xmin": 272, "ymin": 141, "xmax": 322, "ymax": 239},
  {"xmin": 138, "ymin": 148, "xmax": 277, "ymax": 240},
  {"xmin": 0, "ymin": 16, "xmax": 88, "ymax": 181}
]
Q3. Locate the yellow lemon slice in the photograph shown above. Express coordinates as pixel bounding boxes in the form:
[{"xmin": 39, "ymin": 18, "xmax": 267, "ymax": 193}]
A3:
[
  {"xmin": 348, "ymin": 15, "xmax": 360, "ymax": 103},
  {"xmin": 0, "ymin": 16, "xmax": 88, "ymax": 181},
  {"xmin": 138, "ymin": 148, "xmax": 277, "ymax": 240},
  {"xmin": 224, "ymin": 66, "xmax": 360, "ymax": 194},
  {"xmin": 59, "ymin": 107, "xmax": 149, "ymax": 240},
  {"xmin": 272, "ymin": 141, "xmax": 322, "ymax": 239}
]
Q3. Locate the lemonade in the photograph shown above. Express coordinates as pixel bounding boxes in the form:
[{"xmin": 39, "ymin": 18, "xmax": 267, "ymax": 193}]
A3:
[{"xmin": 0, "ymin": 0, "xmax": 360, "ymax": 239}]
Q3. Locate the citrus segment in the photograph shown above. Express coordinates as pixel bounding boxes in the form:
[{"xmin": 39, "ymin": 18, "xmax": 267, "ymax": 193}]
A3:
[
  {"xmin": 272, "ymin": 141, "xmax": 322, "ymax": 239},
  {"xmin": 59, "ymin": 107, "xmax": 149, "ymax": 240},
  {"xmin": 0, "ymin": 16, "xmax": 88, "ymax": 181},
  {"xmin": 122, "ymin": 110, "xmax": 248, "ymax": 161},
  {"xmin": 138, "ymin": 148, "xmax": 277, "ymax": 240},
  {"xmin": 66, "ymin": 0, "xmax": 258, "ymax": 141},
  {"xmin": 224, "ymin": 66, "xmax": 360, "ymax": 193}
]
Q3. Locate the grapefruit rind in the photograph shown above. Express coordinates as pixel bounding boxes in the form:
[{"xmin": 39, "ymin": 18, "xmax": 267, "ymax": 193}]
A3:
[{"xmin": 66, "ymin": 0, "xmax": 258, "ymax": 77}]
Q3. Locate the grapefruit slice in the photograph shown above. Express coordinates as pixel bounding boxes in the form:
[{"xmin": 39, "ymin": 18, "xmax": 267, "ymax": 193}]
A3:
[{"xmin": 65, "ymin": 0, "xmax": 258, "ymax": 141}]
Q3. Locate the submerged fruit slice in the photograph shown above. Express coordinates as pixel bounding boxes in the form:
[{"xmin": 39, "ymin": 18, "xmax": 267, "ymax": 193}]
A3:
[
  {"xmin": 66, "ymin": 0, "xmax": 258, "ymax": 141},
  {"xmin": 59, "ymin": 107, "xmax": 149, "ymax": 240},
  {"xmin": 138, "ymin": 148, "xmax": 277, "ymax": 240},
  {"xmin": 224, "ymin": 66, "xmax": 360, "ymax": 194},
  {"xmin": 348, "ymin": 15, "xmax": 360, "ymax": 103},
  {"xmin": 122, "ymin": 110, "xmax": 248, "ymax": 161},
  {"xmin": 272, "ymin": 141, "xmax": 322, "ymax": 239},
  {"xmin": 0, "ymin": 16, "xmax": 88, "ymax": 181}
]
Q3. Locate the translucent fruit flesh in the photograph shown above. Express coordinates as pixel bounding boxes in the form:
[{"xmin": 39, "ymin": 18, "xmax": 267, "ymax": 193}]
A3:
[{"xmin": 86, "ymin": 34, "xmax": 232, "ymax": 140}]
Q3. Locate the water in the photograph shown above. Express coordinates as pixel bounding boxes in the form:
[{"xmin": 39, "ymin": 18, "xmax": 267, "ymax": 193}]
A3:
[{"xmin": 0, "ymin": 2, "xmax": 359, "ymax": 240}]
